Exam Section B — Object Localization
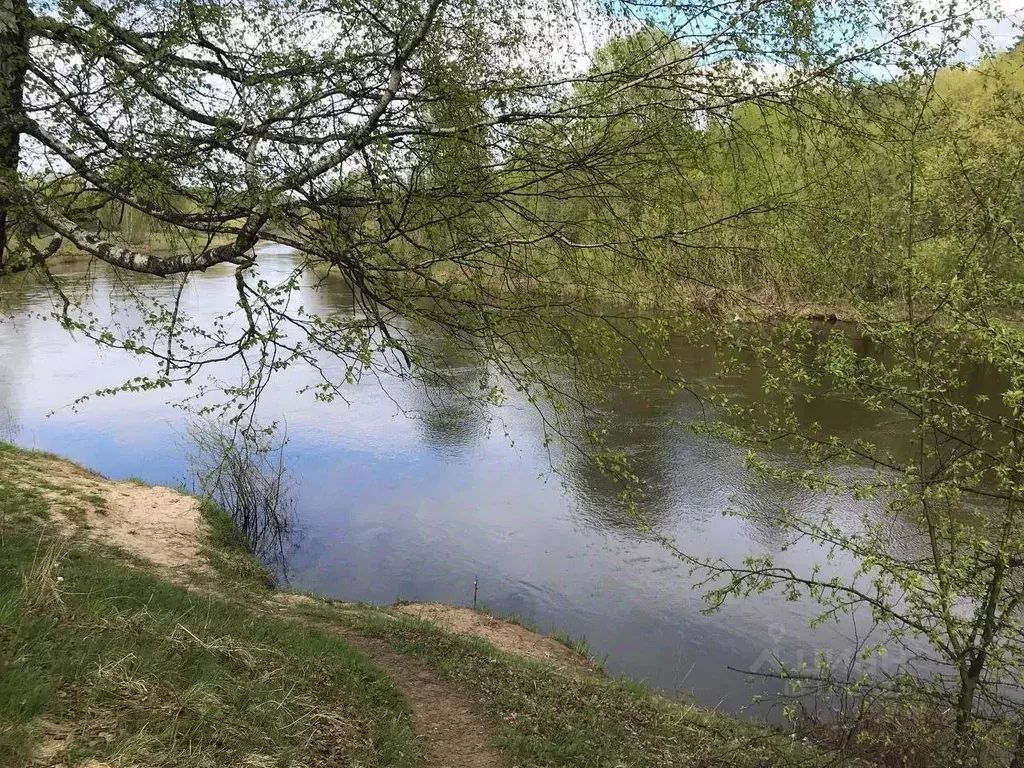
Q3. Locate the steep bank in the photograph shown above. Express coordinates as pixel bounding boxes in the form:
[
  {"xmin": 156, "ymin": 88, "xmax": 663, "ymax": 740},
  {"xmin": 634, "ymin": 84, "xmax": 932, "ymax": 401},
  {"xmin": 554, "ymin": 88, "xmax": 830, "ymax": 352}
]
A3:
[{"xmin": 0, "ymin": 442, "xmax": 814, "ymax": 768}]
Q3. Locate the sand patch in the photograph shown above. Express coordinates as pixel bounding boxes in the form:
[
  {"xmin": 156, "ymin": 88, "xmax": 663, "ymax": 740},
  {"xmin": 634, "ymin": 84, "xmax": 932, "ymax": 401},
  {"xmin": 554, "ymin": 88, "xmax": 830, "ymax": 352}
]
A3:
[
  {"xmin": 395, "ymin": 603, "xmax": 593, "ymax": 672},
  {"xmin": 2, "ymin": 453, "xmax": 204, "ymax": 579},
  {"xmin": 95, "ymin": 483, "xmax": 204, "ymax": 576},
  {"xmin": 32, "ymin": 720, "xmax": 71, "ymax": 765}
]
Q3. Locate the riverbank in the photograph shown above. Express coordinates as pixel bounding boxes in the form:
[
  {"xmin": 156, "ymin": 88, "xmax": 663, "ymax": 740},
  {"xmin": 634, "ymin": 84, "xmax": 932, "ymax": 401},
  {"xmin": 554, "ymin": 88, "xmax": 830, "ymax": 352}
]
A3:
[
  {"xmin": 0, "ymin": 441, "xmax": 818, "ymax": 768},
  {"xmin": 26, "ymin": 236, "xmax": 1004, "ymax": 328}
]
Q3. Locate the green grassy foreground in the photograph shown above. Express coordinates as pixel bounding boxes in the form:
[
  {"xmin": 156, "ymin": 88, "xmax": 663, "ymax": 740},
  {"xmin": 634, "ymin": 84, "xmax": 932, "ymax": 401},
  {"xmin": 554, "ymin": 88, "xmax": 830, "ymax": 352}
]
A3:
[
  {"xmin": 0, "ymin": 442, "xmax": 818, "ymax": 767},
  {"xmin": 0, "ymin": 447, "xmax": 421, "ymax": 767}
]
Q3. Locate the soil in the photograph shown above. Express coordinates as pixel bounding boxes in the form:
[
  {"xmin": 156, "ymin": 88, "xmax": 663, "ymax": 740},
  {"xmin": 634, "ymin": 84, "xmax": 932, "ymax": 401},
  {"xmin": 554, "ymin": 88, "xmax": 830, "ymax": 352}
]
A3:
[
  {"xmin": 94, "ymin": 482, "xmax": 203, "ymax": 576},
  {"xmin": 342, "ymin": 633, "xmax": 506, "ymax": 768}
]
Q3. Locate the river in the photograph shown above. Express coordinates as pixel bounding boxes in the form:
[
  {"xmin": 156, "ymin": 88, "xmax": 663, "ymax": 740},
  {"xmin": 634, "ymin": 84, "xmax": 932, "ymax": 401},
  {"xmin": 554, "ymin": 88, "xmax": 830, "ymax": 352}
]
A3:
[{"xmin": 0, "ymin": 245, "xmax": 961, "ymax": 717}]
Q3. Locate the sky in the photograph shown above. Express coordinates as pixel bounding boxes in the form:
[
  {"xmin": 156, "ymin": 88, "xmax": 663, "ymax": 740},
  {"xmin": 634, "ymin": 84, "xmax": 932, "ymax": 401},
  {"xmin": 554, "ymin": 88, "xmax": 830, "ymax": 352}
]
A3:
[{"xmin": 948, "ymin": 0, "xmax": 1024, "ymax": 59}]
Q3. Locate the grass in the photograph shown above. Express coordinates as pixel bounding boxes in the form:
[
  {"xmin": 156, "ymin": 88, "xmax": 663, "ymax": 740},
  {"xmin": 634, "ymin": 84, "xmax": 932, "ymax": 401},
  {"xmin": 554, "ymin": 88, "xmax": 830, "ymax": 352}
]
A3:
[
  {"xmin": 290, "ymin": 601, "xmax": 825, "ymax": 768},
  {"xmin": 0, "ymin": 482, "xmax": 423, "ymax": 768},
  {"xmin": 550, "ymin": 629, "xmax": 593, "ymax": 660},
  {"xmin": 0, "ymin": 441, "xmax": 68, "ymax": 464},
  {"xmin": 197, "ymin": 496, "xmax": 277, "ymax": 591},
  {"xmin": 82, "ymin": 493, "xmax": 107, "ymax": 509},
  {"xmin": 476, "ymin": 603, "xmax": 538, "ymax": 632},
  {"xmin": 0, "ymin": 441, "xmax": 103, "ymax": 479},
  {"xmin": 0, "ymin": 483, "xmax": 50, "ymax": 528}
]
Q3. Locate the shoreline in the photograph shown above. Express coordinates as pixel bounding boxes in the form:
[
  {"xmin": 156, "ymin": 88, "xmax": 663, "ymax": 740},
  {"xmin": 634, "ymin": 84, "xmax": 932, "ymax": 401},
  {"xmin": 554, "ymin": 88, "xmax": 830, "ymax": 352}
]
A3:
[
  {"xmin": 0, "ymin": 440, "xmax": 816, "ymax": 768},
  {"xmin": 15, "ymin": 240, "xmax": 862, "ymax": 324},
  {"xmin": 0, "ymin": 441, "xmax": 599, "ymax": 670}
]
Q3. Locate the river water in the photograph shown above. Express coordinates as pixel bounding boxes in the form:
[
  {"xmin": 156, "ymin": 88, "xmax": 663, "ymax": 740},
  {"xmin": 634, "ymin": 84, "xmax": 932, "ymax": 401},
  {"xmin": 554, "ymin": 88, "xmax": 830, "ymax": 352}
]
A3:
[{"xmin": 0, "ymin": 246, "xmax": 957, "ymax": 716}]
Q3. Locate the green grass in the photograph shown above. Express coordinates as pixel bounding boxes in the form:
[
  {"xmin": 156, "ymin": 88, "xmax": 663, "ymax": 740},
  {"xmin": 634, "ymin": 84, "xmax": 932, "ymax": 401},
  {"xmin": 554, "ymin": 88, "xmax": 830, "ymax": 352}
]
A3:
[
  {"xmin": 476, "ymin": 603, "xmax": 538, "ymax": 632},
  {"xmin": 0, "ymin": 442, "xmax": 101, "ymax": 476},
  {"xmin": 550, "ymin": 629, "xmax": 593, "ymax": 659},
  {"xmin": 290, "ymin": 601, "xmax": 825, "ymax": 768},
  {"xmin": 0, "ymin": 484, "xmax": 50, "ymax": 526},
  {"xmin": 0, "ymin": 485, "xmax": 423, "ymax": 768},
  {"xmin": 0, "ymin": 441, "xmax": 60, "ymax": 463},
  {"xmin": 82, "ymin": 493, "xmax": 107, "ymax": 509},
  {"xmin": 197, "ymin": 497, "xmax": 276, "ymax": 591}
]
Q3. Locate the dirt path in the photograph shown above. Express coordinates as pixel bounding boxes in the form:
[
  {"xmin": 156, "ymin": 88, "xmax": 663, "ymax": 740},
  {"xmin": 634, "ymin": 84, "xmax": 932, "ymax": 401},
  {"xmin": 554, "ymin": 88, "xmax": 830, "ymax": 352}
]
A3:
[
  {"xmin": 266, "ymin": 596, "xmax": 505, "ymax": 768},
  {"xmin": 343, "ymin": 633, "xmax": 506, "ymax": 768}
]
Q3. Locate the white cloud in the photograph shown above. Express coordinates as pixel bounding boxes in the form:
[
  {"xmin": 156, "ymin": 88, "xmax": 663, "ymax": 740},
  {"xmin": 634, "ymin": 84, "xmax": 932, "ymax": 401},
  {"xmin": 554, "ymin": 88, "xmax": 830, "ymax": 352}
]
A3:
[{"xmin": 930, "ymin": 0, "xmax": 1024, "ymax": 60}]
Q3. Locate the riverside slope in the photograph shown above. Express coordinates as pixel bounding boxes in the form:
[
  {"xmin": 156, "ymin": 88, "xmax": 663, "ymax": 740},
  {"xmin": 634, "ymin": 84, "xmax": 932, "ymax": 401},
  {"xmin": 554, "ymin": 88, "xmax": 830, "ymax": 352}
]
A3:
[{"xmin": 0, "ymin": 441, "xmax": 816, "ymax": 768}]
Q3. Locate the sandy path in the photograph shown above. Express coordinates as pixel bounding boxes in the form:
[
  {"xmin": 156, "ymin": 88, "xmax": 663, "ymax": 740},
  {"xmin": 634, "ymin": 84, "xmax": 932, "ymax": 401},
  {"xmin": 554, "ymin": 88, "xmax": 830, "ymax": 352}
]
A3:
[{"xmin": 267, "ymin": 597, "xmax": 508, "ymax": 768}]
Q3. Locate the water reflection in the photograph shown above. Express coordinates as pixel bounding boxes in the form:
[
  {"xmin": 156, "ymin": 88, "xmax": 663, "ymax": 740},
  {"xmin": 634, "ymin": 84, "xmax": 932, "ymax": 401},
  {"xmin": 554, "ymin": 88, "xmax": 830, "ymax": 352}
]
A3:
[{"xmin": 0, "ymin": 247, "xmax": 944, "ymax": 714}]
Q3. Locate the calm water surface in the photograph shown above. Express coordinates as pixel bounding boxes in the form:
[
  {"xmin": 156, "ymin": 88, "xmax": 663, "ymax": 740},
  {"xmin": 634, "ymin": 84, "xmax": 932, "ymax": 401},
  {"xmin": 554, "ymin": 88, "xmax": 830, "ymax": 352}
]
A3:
[{"xmin": 0, "ymin": 247, "xmax": 937, "ymax": 715}]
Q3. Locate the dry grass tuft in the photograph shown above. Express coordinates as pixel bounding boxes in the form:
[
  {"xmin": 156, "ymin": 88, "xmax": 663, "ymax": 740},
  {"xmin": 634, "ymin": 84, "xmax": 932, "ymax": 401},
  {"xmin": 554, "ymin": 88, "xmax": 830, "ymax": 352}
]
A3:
[
  {"xmin": 21, "ymin": 534, "xmax": 67, "ymax": 614},
  {"xmin": 169, "ymin": 623, "xmax": 285, "ymax": 674}
]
